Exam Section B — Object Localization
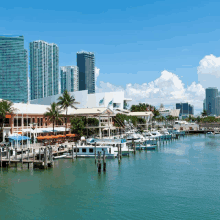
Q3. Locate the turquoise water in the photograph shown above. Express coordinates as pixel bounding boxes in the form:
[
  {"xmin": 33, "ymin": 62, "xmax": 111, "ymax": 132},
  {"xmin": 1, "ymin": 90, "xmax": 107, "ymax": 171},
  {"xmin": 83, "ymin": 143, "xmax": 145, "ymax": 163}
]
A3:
[{"xmin": 1, "ymin": 134, "xmax": 220, "ymax": 219}]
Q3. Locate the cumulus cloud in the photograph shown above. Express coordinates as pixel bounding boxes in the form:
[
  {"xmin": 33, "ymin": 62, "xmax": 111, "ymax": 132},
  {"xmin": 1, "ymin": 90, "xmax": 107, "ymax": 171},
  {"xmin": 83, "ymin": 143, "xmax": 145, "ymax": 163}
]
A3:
[
  {"xmin": 198, "ymin": 54, "xmax": 220, "ymax": 89},
  {"xmin": 95, "ymin": 67, "xmax": 100, "ymax": 82},
  {"xmin": 96, "ymin": 70, "xmax": 205, "ymax": 110}
]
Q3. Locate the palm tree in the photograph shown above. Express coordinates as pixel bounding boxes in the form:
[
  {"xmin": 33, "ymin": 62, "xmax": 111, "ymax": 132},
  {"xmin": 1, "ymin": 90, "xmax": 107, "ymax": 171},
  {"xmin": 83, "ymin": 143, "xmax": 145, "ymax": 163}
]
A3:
[
  {"xmin": 44, "ymin": 102, "xmax": 62, "ymax": 134},
  {"xmin": 57, "ymin": 90, "xmax": 77, "ymax": 134},
  {"xmin": 0, "ymin": 100, "xmax": 14, "ymax": 141}
]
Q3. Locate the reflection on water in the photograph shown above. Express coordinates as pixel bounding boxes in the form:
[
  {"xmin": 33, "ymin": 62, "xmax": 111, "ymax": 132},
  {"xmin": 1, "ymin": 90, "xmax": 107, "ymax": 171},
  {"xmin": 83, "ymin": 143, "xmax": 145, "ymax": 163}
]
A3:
[{"xmin": 0, "ymin": 134, "xmax": 220, "ymax": 219}]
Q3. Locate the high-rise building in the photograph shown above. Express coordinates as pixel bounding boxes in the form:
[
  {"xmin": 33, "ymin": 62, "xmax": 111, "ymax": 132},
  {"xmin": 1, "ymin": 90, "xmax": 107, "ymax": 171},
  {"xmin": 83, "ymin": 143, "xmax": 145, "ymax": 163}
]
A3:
[
  {"xmin": 29, "ymin": 40, "xmax": 59, "ymax": 100},
  {"xmin": 77, "ymin": 51, "xmax": 95, "ymax": 94},
  {"xmin": 205, "ymin": 87, "xmax": 218, "ymax": 115},
  {"xmin": 176, "ymin": 103, "xmax": 194, "ymax": 118},
  {"xmin": 60, "ymin": 66, "xmax": 79, "ymax": 93},
  {"xmin": 215, "ymin": 96, "xmax": 220, "ymax": 116},
  {"xmin": 0, "ymin": 35, "xmax": 28, "ymax": 103}
]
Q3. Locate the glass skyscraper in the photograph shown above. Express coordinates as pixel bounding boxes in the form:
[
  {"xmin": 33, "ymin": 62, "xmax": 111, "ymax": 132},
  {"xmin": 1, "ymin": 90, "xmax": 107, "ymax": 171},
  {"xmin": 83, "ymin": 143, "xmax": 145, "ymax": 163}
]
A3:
[
  {"xmin": 205, "ymin": 87, "xmax": 218, "ymax": 115},
  {"xmin": 29, "ymin": 40, "xmax": 59, "ymax": 100},
  {"xmin": 60, "ymin": 66, "xmax": 79, "ymax": 93},
  {"xmin": 77, "ymin": 51, "xmax": 95, "ymax": 94},
  {"xmin": 176, "ymin": 103, "xmax": 194, "ymax": 117},
  {"xmin": 0, "ymin": 35, "xmax": 28, "ymax": 103}
]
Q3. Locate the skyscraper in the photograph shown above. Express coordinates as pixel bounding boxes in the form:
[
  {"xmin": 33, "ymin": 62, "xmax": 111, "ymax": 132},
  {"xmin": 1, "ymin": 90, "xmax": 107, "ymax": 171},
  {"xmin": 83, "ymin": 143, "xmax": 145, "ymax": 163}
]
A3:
[
  {"xmin": 60, "ymin": 66, "xmax": 79, "ymax": 93},
  {"xmin": 176, "ymin": 103, "xmax": 194, "ymax": 117},
  {"xmin": 0, "ymin": 35, "xmax": 28, "ymax": 103},
  {"xmin": 29, "ymin": 40, "xmax": 59, "ymax": 100},
  {"xmin": 77, "ymin": 51, "xmax": 95, "ymax": 94},
  {"xmin": 205, "ymin": 87, "xmax": 218, "ymax": 115}
]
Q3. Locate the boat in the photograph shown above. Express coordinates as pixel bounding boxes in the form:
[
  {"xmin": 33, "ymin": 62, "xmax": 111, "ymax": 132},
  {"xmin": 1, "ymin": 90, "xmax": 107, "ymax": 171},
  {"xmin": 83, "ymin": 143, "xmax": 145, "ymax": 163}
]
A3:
[{"xmin": 53, "ymin": 155, "xmax": 67, "ymax": 159}]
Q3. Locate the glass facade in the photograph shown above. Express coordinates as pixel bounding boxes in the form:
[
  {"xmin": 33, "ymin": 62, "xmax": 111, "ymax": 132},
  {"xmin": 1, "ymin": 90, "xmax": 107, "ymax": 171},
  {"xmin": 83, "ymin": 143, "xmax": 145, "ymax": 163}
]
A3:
[
  {"xmin": 60, "ymin": 66, "xmax": 79, "ymax": 93},
  {"xmin": 0, "ymin": 36, "xmax": 28, "ymax": 103},
  {"xmin": 29, "ymin": 41, "xmax": 59, "ymax": 100},
  {"xmin": 176, "ymin": 103, "xmax": 194, "ymax": 116},
  {"xmin": 77, "ymin": 51, "xmax": 95, "ymax": 94},
  {"xmin": 205, "ymin": 87, "xmax": 218, "ymax": 115}
]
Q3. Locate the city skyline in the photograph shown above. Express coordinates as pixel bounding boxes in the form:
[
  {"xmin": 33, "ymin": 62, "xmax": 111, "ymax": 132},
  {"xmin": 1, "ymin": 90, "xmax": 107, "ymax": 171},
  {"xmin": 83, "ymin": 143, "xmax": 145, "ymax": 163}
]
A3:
[{"xmin": 2, "ymin": 0, "xmax": 220, "ymax": 113}]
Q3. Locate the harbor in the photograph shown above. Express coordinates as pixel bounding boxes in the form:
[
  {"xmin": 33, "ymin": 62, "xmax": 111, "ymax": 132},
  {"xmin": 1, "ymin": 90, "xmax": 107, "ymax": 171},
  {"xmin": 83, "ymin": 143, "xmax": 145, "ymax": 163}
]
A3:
[{"xmin": 1, "ymin": 134, "xmax": 220, "ymax": 219}]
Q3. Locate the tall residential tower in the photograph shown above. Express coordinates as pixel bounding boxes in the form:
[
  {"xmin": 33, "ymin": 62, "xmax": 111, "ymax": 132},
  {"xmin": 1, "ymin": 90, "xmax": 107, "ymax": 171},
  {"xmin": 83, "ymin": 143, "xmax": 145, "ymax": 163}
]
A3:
[
  {"xmin": 0, "ymin": 35, "xmax": 28, "ymax": 103},
  {"xmin": 77, "ymin": 51, "xmax": 95, "ymax": 94},
  {"xmin": 205, "ymin": 87, "xmax": 218, "ymax": 115},
  {"xmin": 29, "ymin": 40, "xmax": 59, "ymax": 100},
  {"xmin": 60, "ymin": 66, "xmax": 79, "ymax": 93}
]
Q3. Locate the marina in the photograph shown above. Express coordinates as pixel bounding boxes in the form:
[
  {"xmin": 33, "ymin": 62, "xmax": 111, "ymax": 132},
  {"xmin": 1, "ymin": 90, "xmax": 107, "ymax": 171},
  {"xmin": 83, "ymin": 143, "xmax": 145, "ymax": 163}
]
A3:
[{"xmin": 1, "ymin": 134, "xmax": 220, "ymax": 219}]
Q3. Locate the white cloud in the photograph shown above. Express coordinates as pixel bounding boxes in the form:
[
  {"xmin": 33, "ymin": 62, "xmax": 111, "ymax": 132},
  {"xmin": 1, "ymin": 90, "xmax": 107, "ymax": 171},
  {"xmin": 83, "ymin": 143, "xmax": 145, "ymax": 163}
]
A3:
[
  {"xmin": 96, "ymin": 70, "xmax": 205, "ymax": 110},
  {"xmin": 95, "ymin": 67, "xmax": 100, "ymax": 82},
  {"xmin": 198, "ymin": 54, "xmax": 220, "ymax": 89}
]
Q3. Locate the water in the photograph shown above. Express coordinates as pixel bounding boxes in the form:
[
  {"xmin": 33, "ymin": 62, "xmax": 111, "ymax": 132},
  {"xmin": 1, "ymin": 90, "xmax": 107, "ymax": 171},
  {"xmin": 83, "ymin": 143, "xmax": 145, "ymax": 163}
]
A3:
[{"xmin": 1, "ymin": 134, "xmax": 220, "ymax": 219}]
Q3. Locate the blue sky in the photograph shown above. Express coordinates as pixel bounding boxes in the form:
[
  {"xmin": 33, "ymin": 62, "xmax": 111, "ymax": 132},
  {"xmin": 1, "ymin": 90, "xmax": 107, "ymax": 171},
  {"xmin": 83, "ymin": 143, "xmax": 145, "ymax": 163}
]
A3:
[{"xmin": 1, "ymin": 0, "xmax": 220, "ymax": 112}]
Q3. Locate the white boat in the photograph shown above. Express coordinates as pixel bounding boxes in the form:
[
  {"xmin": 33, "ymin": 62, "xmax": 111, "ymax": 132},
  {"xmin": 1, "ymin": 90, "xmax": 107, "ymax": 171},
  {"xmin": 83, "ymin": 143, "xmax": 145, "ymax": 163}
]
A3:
[{"xmin": 53, "ymin": 155, "xmax": 67, "ymax": 159}]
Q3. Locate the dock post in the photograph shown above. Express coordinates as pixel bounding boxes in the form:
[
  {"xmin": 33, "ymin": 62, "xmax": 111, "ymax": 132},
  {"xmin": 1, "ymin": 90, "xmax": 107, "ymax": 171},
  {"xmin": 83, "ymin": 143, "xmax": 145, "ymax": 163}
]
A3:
[
  {"xmin": 75, "ymin": 143, "xmax": 78, "ymax": 159},
  {"xmin": 15, "ymin": 148, "xmax": 17, "ymax": 160},
  {"xmin": 120, "ymin": 144, "xmax": 122, "ymax": 160},
  {"xmin": 95, "ymin": 142, "xmax": 97, "ymax": 164},
  {"xmin": 132, "ymin": 139, "xmax": 136, "ymax": 154},
  {"xmin": 118, "ymin": 144, "xmax": 120, "ymax": 163},
  {"xmin": 0, "ymin": 148, "xmax": 2, "ymax": 167},
  {"xmin": 21, "ymin": 148, "xmax": 23, "ymax": 166},
  {"xmin": 27, "ymin": 148, "xmax": 30, "ymax": 169},
  {"xmin": 97, "ymin": 151, "xmax": 101, "ymax": 172},
  {"xmin": 8, "ymin": 147, "xmax": 11, "ymax": 166},
  {"xmin": 103, "ymin": 150, "xmax": 106, "ymax": 171},
  {"xmin": 33, "ymin": 149, "xmax": 35, "ymax": 162},
  {"xmin": 72, "ymin": 145, "xmax": 74, "ymax": 160},
  {"xmin": 44, "ymin": 147, "xmax": 48, "ymax": 169},
  {"xmin": 128, "ymin": 143, "xmax": 130, "ymax": 157},
  {"xmin": 39, "ymin": 148, "xmax": 41, "ymax": 161}
]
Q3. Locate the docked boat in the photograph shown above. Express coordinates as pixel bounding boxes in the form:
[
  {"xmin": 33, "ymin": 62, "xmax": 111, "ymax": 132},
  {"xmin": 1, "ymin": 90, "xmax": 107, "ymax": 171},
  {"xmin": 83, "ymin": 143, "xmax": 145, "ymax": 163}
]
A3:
[{"xmin": 53, "ymin": 155, "xmax": 67, "ymax": 159}]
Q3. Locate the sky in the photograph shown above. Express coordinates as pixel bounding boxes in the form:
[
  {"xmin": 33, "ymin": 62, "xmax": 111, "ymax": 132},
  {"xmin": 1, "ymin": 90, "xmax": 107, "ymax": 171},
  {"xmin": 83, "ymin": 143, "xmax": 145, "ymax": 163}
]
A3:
[{"xmin": 1, "ymin": 0, "xmax": 220, "ymax": 114}]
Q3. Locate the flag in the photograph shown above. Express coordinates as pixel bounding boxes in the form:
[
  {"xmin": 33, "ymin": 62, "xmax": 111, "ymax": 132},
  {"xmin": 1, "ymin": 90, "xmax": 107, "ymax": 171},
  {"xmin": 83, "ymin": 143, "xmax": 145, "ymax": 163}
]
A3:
[
  {"xmin": 99, "ymin": 98, "xmax": 104, "ymax": 106},
  {"xmin": 108, "ymin": 100, "xmax": 113, "ymax": 106}
]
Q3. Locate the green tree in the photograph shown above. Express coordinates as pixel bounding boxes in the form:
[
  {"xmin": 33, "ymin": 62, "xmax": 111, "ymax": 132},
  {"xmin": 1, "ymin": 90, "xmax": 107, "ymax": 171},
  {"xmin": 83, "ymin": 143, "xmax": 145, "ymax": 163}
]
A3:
[
  {"xmin": 201, "ymin": 110, "xmax": 208, "ymax": 117},
  {"xmin": 44, "ymin": 102, "xmax": 62, "ymax": 134},
  {"xmin": 57, "ymin": 90, "xmax": 77, "ymax": 134},
  {"xmin": 71, "ymin": 117, "xmax": 85, "ymax": 137},
  {"xmin": 0, "ymin": 100, "xmax": 14, "ymax": 141}
]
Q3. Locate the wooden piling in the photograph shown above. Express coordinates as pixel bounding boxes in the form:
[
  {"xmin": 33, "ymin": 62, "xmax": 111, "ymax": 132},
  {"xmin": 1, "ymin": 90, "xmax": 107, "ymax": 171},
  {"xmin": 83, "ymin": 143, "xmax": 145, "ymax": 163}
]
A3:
[
  {"xmin": 72, "ymin": 145, "xmax": 74, "ymax": 160},
  {"xmin": 97, "ymin": 151, "xmax": 101, "ymax": 172},
  {"xmin": 118, "ymin": 144, "xmax": 120, "ymax": 163},
  {"xmin": 39, "ymin": 148, "xmax": 41, "ymax": 161},
  {"xmin": 120, "ymin": 144, "xmax": 122, "ymax": 160},
  {"xmin": 27, "ymin": 148, "xmax": 30, "ymax": 169},
  {"xmin": 8, "ymin": 147, "xmax": 11, "ymax": 166},
  {"xmin": 33, "ymin": 149, "xmax": 35, "ymax": 162},
  {"xmin": 44, "ymin": 147, "xmax": 48, "ymax": 169},
  {"xmin": 132, "ymin": 139, "xmax": 136, "ymax": 154},
  {"xmin": 95, "ymin": 142, "xmax": 97, "ymax": 164},
  {"xmin": 0, "ymin": 148, "xmax": 2, "ymax": 167},
  {"xmin": 103, "ymin": 150, "xmax": 106, "ymax": 171},
  {"xmin": 75, "ymin": 143, "xmax": 78, "ymax": 159},
  {"xmin": 21, "ymin": 149, "xmax": 23, "ymax": 165},
  {"xmin": 15, "ymin": 148, "xmax": 17, "ymax": 160}
]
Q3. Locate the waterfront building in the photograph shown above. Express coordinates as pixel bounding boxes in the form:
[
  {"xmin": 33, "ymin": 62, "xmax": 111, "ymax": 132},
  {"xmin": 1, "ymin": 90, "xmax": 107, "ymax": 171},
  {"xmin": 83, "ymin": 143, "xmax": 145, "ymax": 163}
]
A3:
[
  {"xmin": 77, "ymin": 51, "xmax": 95, "ymax": 94},
  {"xmin": 158, "ymin": 108, "xmax": 180, "ymax": 118},
  {"xmin": 215, "ymin": 96, "xmax": 220, "ymax": 116},
  {"xmin": 29, "ymin": 40, "xmax": 59, "ymax": 100},
  {"xmin": 176, "ymin": 103, "xmax": 194, "ymax": 119},
  {"xmin": 30, "ymin": 90, "xmax": 132, "ymax": 111},
  {"xmin": 0, "ymin": 35, "xmax": 28, "ymax": 103},
  {"xmin": 205, "ymin": 87, "xmax": 218, "ymax": 115},
  {"xmin": 60, "ymin": 66, "xmax": 79, "ymax": 93}
]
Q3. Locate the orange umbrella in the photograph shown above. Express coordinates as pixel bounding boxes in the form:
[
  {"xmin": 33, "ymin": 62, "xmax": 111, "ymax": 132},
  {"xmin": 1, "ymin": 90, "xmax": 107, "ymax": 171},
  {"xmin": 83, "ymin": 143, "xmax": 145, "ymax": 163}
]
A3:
[
  {"xmin": 66, "ymin": 134, "xmax": 76, "ymax": 137},
  {"xmin": 37, "ymin": 136, "xmax": 45, "ymax": 140},
  {"xmin": 51, "ymin": 135, "xmax": 59, "ymax": 139},
  {"xmin": 57, "ymin": 135, "xmax": 66, "ymax": 138},
  {"xmin": 43, "ymin": 135, "xmax": 53, "ymax": 139}
]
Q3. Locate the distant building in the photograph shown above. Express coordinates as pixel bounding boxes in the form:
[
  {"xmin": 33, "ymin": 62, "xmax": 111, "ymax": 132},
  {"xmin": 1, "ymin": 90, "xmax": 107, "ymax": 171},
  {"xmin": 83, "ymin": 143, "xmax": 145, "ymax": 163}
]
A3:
[
  {"xmin": 0, "ymin": 35, "xmax": 28, "ymax": 103},
  {"xmin": 60, "ymin": 66, "xmax": 79, "ymax": 93},
  {"xmin": 203, "ymin": 99, "xmax": 206, "ymax": 111},
  {"xmin": 29, "ymin": 40, "xmax": 59, "ymax": 100},
  {"xmin": 159, "ymin": 108, "xmax": 180, "ymax": 118},
  {"xmin": 30, "ymin": 90, "xmax": 132, "ymax": 111},
  {"xmin": 77, "ymin": 51, "xmax": 95, "ymax": 94},
  {"xmin": 176, "ymin": 103, "xmax": 194, "ymax": 118},
  {"xmin": 215, "ymin": 96, "xmax": 220, "ymax": 116},
  {"xmin": 205, "ymin": 87, "xmax": 218, "ymax": 115}
]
